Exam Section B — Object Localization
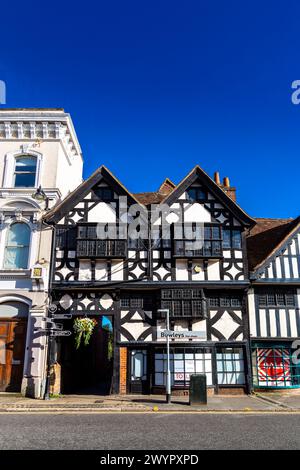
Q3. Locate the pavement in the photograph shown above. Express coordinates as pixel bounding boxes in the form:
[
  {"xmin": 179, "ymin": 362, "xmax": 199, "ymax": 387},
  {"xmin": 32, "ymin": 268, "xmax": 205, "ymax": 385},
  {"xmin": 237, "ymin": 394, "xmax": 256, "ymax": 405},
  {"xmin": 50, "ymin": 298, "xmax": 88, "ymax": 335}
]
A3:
[{"xmin": 0, "ymin": 391, "xmax": 300, "ymax": 412}]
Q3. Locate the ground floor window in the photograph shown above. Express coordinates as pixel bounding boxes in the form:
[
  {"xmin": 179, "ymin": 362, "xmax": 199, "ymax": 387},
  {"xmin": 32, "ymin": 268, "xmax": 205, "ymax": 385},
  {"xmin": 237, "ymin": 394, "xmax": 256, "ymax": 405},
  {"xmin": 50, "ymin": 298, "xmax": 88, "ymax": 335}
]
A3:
[
  {"xmin": 154, "ymin": 347, "xmax": 212, "ymax": 387},
  {"xmin": 216, "ymin": 347, "xmax": 245, "ymax": 385},
  {"xmin": 252, "ymin": 344, "xmax": 300, "ymax": 388}
]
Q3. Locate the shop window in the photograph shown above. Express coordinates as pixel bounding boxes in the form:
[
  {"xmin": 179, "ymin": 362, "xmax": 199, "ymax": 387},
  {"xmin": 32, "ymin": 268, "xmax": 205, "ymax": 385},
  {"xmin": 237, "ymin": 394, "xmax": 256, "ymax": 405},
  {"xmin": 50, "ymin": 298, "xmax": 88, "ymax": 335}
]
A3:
[
  {"xmin": 216, "ymin": 347, "xmax": 245, "ymax": 385},
  {"xmin": 252, "ymin": 346, "xmax": 300, "ymax": 388},
  {"xmin": 154, "ymin": 348, "xmax": 212, "ymax": 387}
]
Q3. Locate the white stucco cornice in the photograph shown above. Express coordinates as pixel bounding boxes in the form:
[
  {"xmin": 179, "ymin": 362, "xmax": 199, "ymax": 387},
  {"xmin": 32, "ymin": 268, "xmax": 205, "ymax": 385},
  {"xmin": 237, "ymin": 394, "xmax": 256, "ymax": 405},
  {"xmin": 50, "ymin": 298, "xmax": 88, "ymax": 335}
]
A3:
[
  {"xmin": 0, "ymin": 188, "xmax": 62, "ymax": 201},
  {"xmin": 0, "ymin": 108, "xmax": 83, "ymax": 163}
]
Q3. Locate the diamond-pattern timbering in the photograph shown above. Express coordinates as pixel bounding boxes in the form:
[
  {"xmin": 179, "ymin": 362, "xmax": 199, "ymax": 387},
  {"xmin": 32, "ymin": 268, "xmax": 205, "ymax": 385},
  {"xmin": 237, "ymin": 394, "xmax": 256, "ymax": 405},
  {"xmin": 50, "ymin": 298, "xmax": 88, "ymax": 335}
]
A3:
[{"xmin": 209, "ymin": 309, "xmax": 243, "ymax": 341}]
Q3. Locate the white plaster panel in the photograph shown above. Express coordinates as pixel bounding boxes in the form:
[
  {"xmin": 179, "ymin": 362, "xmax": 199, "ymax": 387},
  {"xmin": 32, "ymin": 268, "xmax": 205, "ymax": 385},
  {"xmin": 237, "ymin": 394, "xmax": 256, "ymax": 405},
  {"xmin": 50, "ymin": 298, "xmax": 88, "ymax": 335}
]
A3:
[
  {"xmin": 87, "ymin": 202, "xmax": 116, "ymax": 223},
  {"xmin": 175, "ymin": 260, "xmax": 188, "ymax": 280}
]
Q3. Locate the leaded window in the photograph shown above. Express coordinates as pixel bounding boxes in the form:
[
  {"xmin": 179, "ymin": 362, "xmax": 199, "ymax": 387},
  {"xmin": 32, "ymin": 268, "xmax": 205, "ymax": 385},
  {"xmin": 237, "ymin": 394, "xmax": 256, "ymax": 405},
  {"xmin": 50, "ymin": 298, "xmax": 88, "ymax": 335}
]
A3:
[
  {"xmin": 120, "ymin": 295, "xmax": 153, "ymax": 310},
  {"xmin": 208, "ymin": 295, "xmax": 242, "ymax": 308},
  {"xmin": 258, "ymin": 290, "xmax": 296, "ymax": 307},
  {"xmin": 160, "ymin": 289, "xmax": 204, "ymax": 317},
  {"xmin": 222, "ymin": 228, "xmax": 242, "ymax": 250},
  {"xmin": 76, "ymin": 223, "xmax": 127, "ymax": 258},
  {"xmin": 174, "ymin": 224, "xmax": 222, "ymax": 258}
]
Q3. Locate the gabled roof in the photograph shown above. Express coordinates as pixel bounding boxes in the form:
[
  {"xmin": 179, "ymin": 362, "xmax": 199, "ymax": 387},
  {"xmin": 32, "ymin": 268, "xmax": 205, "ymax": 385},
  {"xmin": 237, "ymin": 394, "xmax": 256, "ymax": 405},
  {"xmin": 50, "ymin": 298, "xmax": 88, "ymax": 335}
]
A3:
[
  {"xmin": 247, "ymin": 216, "xmax": 300, "ymax": 274},
  {"xmin": 161, "ymin": 165, "xmax": 256, "ymax": 227},
  {"xmin": 134, "ymin": 178, "xmax": 176, "ymax": 205},
  {"xmin": 44, "ymin": 165, "xmax": 143, "ymax": 224}
]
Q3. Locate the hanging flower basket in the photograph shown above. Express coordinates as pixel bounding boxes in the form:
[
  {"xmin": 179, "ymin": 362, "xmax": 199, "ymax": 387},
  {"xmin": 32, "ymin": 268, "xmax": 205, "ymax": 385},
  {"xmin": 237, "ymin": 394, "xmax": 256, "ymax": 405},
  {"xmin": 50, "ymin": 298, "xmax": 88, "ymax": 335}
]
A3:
[{"xmin": 73, "ymin": 317, "xmax": 97, "ymax": 349}]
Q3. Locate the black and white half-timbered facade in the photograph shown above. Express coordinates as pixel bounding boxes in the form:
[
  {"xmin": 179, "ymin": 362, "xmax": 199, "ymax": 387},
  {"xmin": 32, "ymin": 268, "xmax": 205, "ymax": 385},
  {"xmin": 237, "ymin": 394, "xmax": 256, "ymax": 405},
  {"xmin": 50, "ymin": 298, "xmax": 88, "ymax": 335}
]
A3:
[
  {"xmin": 247, "ymin": 217, "xmax": 300, "ymax": 389},
  {"xmin": 45, "ymin": 165, "xmax": 256, "ymax": 395}
]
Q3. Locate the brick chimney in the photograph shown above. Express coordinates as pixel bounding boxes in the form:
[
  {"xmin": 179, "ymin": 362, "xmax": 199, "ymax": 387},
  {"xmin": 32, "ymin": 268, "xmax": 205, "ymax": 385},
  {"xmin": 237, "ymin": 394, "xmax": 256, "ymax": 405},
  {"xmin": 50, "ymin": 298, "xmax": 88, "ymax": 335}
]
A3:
[{"xmin": 213, "ymin": 172, "xmax": 237, "ymax": 202}]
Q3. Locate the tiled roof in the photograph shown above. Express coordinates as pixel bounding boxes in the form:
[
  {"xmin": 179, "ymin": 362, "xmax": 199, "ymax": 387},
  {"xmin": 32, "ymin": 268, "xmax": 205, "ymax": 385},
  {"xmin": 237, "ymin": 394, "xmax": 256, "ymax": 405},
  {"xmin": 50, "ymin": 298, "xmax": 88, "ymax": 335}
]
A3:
[
  {"xmin": 133, "ymin": 192, "xmax": 165, "ymax": 205},
  {"xmin": 134, "ymin": 178, "xmax": 176, "ymax": 205},
  {"xmin": 246, "ymin": 217, "xmax": 297, "ymax": 272}
]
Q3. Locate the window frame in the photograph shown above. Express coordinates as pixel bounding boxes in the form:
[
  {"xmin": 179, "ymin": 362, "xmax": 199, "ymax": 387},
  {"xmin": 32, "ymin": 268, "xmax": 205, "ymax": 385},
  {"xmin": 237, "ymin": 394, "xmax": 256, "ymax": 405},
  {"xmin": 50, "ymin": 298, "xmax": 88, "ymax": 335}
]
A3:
[
  {"xmin": 258, "ymin": 290, "xmax": 296, "ymax": 308},
  {"xmin": 3, "ymin": 150, "xmax": 43, "ymax": 189},
  {"xmin": 3, "ymin": 222, "xmax": 31, "ymax": 270},
  {"xmin": 13, "ymin": 156, "xmax": 38, "ymax": 188},
  {"xmin": 173, "ymin": 223, "xmax": 223, "ymax": 258}
]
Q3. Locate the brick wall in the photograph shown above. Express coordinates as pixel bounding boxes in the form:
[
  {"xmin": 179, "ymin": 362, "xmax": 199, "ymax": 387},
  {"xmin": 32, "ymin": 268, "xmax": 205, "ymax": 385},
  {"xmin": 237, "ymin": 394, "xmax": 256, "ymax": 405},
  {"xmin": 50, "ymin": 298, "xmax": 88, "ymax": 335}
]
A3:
[
  {"xmin": 119, "ymin": 347, "xmax": 127, "ymax": 394},
  {"xmin": 50, "ymin": 362, "xmax": 61, "ymax": 395}
]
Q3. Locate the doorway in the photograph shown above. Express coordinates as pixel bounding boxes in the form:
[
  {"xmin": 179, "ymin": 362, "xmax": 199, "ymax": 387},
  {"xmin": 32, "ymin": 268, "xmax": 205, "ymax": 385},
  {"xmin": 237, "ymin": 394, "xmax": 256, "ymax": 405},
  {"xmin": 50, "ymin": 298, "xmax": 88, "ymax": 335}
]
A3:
[
  {"xmin": 129, "ymin": 349, "xmax": 149, "ymax": 394},
  {"xmin": 0, "ymin": 301, "xmax": 28, "ymax": 392},
  {"xmin": 60, "ymin": 316, "xmax": 114, "ymax": 395},
  {"xmin": 0, "ymin": 319, "xmax": 27, "ymax": 392}
]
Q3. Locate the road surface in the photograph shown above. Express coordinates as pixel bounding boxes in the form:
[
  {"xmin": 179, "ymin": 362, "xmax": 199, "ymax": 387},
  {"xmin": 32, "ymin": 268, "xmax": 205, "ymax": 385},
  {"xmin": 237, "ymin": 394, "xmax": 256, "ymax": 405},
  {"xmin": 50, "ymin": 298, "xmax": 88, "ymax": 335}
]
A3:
[{"xmin": 0, "ymin": 413, "xmax": 299, "ymax": 450}]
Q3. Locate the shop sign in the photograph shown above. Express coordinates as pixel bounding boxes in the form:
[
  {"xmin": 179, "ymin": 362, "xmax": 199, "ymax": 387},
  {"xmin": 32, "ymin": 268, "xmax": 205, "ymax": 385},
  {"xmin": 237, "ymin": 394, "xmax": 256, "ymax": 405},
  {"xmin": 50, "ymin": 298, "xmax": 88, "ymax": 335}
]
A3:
[{"xmin": 157, "ymin": 330, "xmax": 206, "ymax": 340}]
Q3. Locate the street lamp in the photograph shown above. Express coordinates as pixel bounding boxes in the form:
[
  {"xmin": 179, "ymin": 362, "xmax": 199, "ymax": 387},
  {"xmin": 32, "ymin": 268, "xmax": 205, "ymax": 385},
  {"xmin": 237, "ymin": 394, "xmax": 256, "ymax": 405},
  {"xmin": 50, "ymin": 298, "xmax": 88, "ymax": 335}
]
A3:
[
  {"xmin": 32, "ymin": 185, "xmax": 50, "ymax": 210},
  {"xmin": 157, "ymin": 308, "xmax": 171, "ymax": 404}
]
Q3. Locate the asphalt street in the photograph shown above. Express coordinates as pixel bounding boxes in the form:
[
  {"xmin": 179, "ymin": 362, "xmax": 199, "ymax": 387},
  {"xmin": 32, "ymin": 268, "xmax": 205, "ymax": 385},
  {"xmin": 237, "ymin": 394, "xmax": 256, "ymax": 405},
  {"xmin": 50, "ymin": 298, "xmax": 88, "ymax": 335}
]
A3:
[{"xmin": 0, "ymin": 413, "xmax": 299, "ymax": 450}]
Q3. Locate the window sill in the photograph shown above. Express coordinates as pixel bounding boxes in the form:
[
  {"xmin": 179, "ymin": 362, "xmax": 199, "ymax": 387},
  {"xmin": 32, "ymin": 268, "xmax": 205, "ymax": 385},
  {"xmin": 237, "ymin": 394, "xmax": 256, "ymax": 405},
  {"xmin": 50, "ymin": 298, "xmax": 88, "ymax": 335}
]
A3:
[{"xmin": 0, "ymin": 269, "xmax": 30, "ymax": 276}]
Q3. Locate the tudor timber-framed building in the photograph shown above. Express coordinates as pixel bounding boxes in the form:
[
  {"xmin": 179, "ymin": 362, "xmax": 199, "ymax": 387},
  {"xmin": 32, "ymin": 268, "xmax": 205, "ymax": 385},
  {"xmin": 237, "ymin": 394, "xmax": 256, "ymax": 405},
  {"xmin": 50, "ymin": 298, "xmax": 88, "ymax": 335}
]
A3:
[
  {"xmin": 44, "ymin": 165, "xmax": 259, "ymax": 396},
  {"xmin": 247, "ymin": 217, "xmax": 300, "ymax": 389}
]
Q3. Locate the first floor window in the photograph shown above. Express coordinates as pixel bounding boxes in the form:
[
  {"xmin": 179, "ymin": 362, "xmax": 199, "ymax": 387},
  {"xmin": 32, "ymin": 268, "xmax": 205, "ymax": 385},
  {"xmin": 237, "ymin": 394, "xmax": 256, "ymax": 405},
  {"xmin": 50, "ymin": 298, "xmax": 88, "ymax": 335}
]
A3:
[
  {"xmin": 216, "ymin": 347, "xmax": 245, "ymax": 385},
  {"xmin": 14, "ymin": 156, "xmax": 37, "ymax": 187},
  {"xmin": 3, "ymin": 223, "xmax": 30, "ymax": 269}
]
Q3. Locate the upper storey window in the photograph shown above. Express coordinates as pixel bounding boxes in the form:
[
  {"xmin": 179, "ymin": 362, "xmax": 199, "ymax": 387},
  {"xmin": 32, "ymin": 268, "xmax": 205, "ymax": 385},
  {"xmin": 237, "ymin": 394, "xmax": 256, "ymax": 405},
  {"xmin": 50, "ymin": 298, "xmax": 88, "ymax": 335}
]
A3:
[
  {"xmin": 174, "ymin": 224, "xmax": 222, "ymax": 258},
  {"xmin": 14, "ymin": 156, "xmax": 37, "ymax": 188},
  {"xmin": 93, "ymin": 188, "xmax": 114, "ymax": 201},
  {"xmin": 187, "ymin": 188, "xmax": 207, "ymax": 202},
  {"xmin": 3, "ymin": 223, "xmax": 31, "ymax": 269},
  {"xmin": 222, "ymin": 229, "xmax": 242, "ymax": 250}
]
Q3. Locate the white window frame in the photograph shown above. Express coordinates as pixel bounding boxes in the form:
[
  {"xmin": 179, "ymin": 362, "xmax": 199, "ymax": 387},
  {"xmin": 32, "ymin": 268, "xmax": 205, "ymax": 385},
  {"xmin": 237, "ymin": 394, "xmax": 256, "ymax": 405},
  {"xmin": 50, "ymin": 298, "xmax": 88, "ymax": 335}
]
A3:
[
  {"xmin": 3, "ymin": 149, "xmax": 43, "ymax": 188},
  {"xmin": 0, "ymin": 217, "xmax": 38, "ymax": 271}
]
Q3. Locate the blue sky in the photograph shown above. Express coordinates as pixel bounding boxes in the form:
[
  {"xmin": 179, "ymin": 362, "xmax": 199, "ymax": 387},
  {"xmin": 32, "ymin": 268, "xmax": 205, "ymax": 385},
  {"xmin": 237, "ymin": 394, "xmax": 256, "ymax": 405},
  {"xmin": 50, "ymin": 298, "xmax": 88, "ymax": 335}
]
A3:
[{"xmin": 0, "ymin": 1, "xmax": 299, "ymax": 218}]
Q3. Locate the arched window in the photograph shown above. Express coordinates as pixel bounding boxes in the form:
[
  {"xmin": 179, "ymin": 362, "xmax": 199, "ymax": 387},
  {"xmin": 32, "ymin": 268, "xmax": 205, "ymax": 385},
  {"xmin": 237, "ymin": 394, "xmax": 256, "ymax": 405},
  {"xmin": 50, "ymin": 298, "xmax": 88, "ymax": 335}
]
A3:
[
  {"xmin": 14, "ymin": 156, "xmax": 37, "ymax": 187},
  {"xmin": 3, "ymin": 223, "xmax": 31, "ymax": 269}
]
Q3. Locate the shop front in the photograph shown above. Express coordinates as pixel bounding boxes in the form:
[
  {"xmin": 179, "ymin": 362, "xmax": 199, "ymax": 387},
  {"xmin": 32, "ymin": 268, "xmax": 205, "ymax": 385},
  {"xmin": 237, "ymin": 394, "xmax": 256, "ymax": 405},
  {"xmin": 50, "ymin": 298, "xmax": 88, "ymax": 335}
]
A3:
[
  {"xmin": 126, "ymin": 342, "xmax": 249, "ymax": 395},
  {"xmin": 251, "ymin": 341, "xmax": 300, "ymax": 389}
]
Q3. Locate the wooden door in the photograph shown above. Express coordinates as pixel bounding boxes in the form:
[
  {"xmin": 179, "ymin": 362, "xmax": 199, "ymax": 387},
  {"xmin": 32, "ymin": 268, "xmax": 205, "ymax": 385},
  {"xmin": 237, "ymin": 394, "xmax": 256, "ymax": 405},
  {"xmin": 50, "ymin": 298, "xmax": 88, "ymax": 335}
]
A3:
[{"xmin": 0, "ymin": 319, "xmax": 27, "ymax": 392}]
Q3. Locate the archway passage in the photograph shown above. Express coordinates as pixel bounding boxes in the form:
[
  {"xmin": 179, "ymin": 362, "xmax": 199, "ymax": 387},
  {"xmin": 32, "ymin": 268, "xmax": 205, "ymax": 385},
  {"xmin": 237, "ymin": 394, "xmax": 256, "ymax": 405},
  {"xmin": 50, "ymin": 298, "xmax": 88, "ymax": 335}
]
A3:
[
  {"xmin": 0, "ymin": 302, "xmax": 28, "ymax": 392},
  {"xmin": 60, "ymin": 316, "xmax": 114, "ymax": 395}
]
